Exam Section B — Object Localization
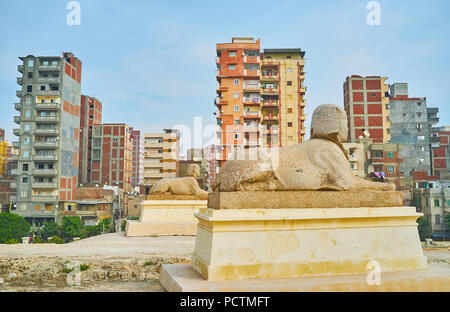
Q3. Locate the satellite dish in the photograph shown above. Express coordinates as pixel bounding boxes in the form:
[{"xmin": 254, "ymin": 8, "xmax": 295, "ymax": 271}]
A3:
[{"xmin": 363, "ymin": 130, "xmax": 370, "ymax": 138}]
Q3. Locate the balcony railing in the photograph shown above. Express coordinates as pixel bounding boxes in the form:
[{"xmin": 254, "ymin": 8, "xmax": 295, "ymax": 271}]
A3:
[
  {"xmin": 35, "ymin": 116, "xmax": 59, "ymax": 122},
  {"xmin": 33, "ymin": 155, "xmax": 58, "ymax": 162},
  {"xmin": 261, "ymin": 100, "xmax": 279, "ymax": 108},
  {"xmin": 10, "ymin": 182, "xmax": 17, "ymax": 189},
  {"xmin": 243, "ymin": 83, "xmax": 260, "ymax": 90},
  {"xmin": 262, "ymin": 115, "xmax": 279, "ymax": 122},
  {"xmin": 32, "ymin": 182, "xmax": 58, "ymax": 189},
  {"xmin": 261, "ymin": 59, "xmax": 279, "ymax": 67},
  {"xmin": 36, "ymin": 90, "xmax": 60, "ymax": 97},
  {"xmin": 18, "ymin": 65, "xmax": 23, "ymax": 73},
  {"xmin": 34, "ymin": 141, "xmax": 58, "ymax": 148},
  {"xmin": 14, "ymin": 116, "xmax": 21, "ymax": 124},
  {"xmin": 32, "ymin": 169, "xmax": 58, "ymax": 176},
  {"xmin": 14, "ymin": 103, "xmax": 21, "ymax": 111},
  {"xmin": 35, "ymin": 102, "xmax": 60, "ymax": 109},
  {"xmin": 17, "ymin": 77, "xmax": 23, "ymax": 85},
  {"xmin": 261, "ymin": 87, "xmax": 279, "ymax": 94},
  {"xmin": 243, "ymin": 111, "xmax": 261, "ymax": 118},
  {"xmin": 12, "ymin": 141, "xmax": 19, "ymax": 149},
  {"xmin": 144, "ymin": 172, "xmax": 163, "ymax": 178},
  {"xmin": 260, "ymin": 74, "xmax": 279, "ymax": 81},
  {"xmin": 38, "ymin": 65, "xmax": 60, "ymax": 71},
  {"xmin": 35, "ymin": 128, "xmax": 58, "ymax": 135},
  {"xmin": 11, "ymin": 169, "xmax": 18, "ymax": 176},
  {"xmin": 31, "ymin": 195, "xmax": 58, "ymax": 202},
  {"xmin": 16, "ymin": 90, "xmax": 22, "ymax": 98},
  {"xmin": 243, "ymin": 69, "xmax": 260, "ymax": 76},
  {"xmin": 37, "ymin": 77, "xmax": 60, "ymax": 84}
]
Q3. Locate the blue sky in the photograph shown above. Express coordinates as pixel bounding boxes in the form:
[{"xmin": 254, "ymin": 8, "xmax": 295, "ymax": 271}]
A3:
[{"xmin": 0, "ymin": 0, "xmax": 449, "ymax": 152}]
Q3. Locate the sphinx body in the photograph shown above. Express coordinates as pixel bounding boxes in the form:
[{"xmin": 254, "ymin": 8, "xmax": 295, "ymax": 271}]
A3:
[{"xmin": 213, "ymin": 104, "xmax": 395, "ymax": 192}]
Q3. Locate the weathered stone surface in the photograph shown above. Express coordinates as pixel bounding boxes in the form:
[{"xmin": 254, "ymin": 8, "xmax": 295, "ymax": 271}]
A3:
[
  {"xmin": 150, "ymin": 164, "xmax": 208, "ymax": 198},
  {"xmin": 207, "ymin": 191, "xmax": 403, "ymax": 209},
  {"xmin": 160, "ymin": 263, "xmax": 450, "ymax": 292},
  {"xmin": 147, "ymin": 194, "xmax": 208, "ymax": 200},
  {"xmin": 214, "ymin": 104, "xmax": 396, "ymax": 192}
]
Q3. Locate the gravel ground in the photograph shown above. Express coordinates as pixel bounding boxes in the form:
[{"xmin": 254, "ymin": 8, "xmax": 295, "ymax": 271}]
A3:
[{"xmin": 0, "ymin": 233, "xmax": 448, "ymax": 292}]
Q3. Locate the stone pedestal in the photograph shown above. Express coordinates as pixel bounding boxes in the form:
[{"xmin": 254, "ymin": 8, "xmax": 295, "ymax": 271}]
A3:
[{"xmin": 125, "ymin": 196, "xmax": 207, "ymax": 237}]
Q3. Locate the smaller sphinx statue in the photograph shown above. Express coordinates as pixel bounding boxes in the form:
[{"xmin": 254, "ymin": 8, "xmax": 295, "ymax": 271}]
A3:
[
  {"xmin": 150, "ymin": 164, "xmax": 208, "ymax": 199},
  {"xmin": 214, "ymin": 104, "xmax": 396, "ymax": 192}
]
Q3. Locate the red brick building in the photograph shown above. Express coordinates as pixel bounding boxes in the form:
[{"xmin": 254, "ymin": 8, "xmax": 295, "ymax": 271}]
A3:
[
  {"xmin": 343, "ymin": 76, "xmax": 391, "ymax": 143},
  {"xmin": 89, "ymin": 123, "xmax": 133, "ymax": 193},
  {"xmin": 431, "ymin": 126, "xmax": 450, "ymax": 177},
  {"xmin": 79, "ymin": 95, "xmax": 102, "ymax": 184},
  {"xmin": 131, "ymin": 129, "xmax": 143, "ymax": 189}
]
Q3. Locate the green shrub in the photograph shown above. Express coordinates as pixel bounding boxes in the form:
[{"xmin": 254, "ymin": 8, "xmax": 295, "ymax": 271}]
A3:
[
  {"xmin": 41, "ymin": 221, "xmax": 61, "ymax": 239},
  {"xmin": 81, "ymin": 225, "xmax": 101, "ymax": 239},
  {"xmin": 61, "ymin": 216, "xmax": 82, "ymax": 240},
  {"xmin": 32, "ymin": 236, "xmax": 45, "ymax": 244},
  {"xmin": 60, "ymin": 267, "xmax": 74, "ymax": 274},
  {"xmin": 80, "ymin": 264, "xmax": 90, "ymax": 271},
  {"xmin": 0, "ymin": 213, "xmax": 31, "ymax": 244},
  {"xmin": 417, "ymin": 216, "xmax": 431, "ymax": 241},
  {"xmin": 48, "ymin": 235, "xmax": 65, "ymax": 244}
]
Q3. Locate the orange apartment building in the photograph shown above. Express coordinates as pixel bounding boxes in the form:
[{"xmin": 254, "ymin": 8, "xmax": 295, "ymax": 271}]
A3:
[{"xmin": 215, "ymin": 38, "xmax": 306, "ymax": 165}]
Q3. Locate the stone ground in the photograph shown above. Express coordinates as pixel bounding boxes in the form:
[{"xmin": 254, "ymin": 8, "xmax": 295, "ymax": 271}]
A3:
[{"xmin": 0, "ymin": 233, "xmax": 448, "ymax": 292}]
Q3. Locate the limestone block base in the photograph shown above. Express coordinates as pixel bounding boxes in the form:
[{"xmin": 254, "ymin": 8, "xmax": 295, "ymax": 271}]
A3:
[
  {"xmin": 160, "ymin": 263, "xmax": 450, "ymax": 292},
  {"xmin": 125, "ymin": 200, "xmax": 207, "ymax": 237},
  {"xmin": 191, "ymin": 207, "xmax": 427, "ymax": 281}
]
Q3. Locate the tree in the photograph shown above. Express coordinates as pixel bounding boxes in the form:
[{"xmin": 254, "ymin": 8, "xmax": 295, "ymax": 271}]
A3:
[
  {"xmin": 444, "ymin": 214, "xmax": 450, "ymax": 232},
  {"xmin": 417, "ymin": 216, "xmax": 431, "ymax": 241},
  {"xmin": 60, "ymin": 216, "xmax": 82, "ymax": 240},
  {"xmin": 41, "ymin": 221, "xmax": 61, "ymax": 239},
  {"xmin": 0, "ymin": 213, "xmax": 31, "ymax": 244}
]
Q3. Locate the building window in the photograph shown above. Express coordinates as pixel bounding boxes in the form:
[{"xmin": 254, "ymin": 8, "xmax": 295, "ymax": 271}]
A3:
[
  {"xmin": 24, "ymin": 124, "xmax": 30, "ymax": 131},
  {"xmin": 425, "ymin": 197, "xmax": 429, "ymax": 207},
  {"xmin": 25, "ymin": 97, "xmax": 32, "ymax": 105},
  {"xmin": 228, "ymin": 64, "xmax": 236, "ymax": 70},
  {"xmin": 234, "ymin": 79, "xmax": 240, "ymax": 85},
  {"xmin": 27, "ymin": 59, "xmax": 34, "ymax": 67},
  {"xmin": 417, "ymin": 135, "xmax": 425, "ymax": 140},
  {"xmin": 27, "ymin": 85, "xmax": 32, "ymax": 92},
  {"xmin": 387, "ymin": 166, "xmax": 394, "ymax": 172},
  {"xmin": 287, "ymin": 81, "xmax": 292, "ymax": 86},
  {"xmin": 288, "ymin": 108, "xmax": 293, "ymax": 113},
  {"xmin": 23, "ymin": 150, "xmax": 29, "ymax": 159},
  {"xmin": 435, "ymin": 214, "xmax": 440, "ymax": 225},
  {"xmin": 287, "ymin": 122, "xmax": 293, "ymax": 127},
  {"xmin": 40, "ymin": 86, "xmax": 45, "ymax": 91},
  {"xmin": 234, "ymin": 105, "xmax": 240, "ymax": 112},
  {"xmin": 229, "ymin": 51, "xmax": 236, "ymax": 57},
  {"xmin": 286, "ymin": 56, "xmax": 291, "ymax": 59},
  {"xmin": 287, "ymin": 68, "xmax": 292, "ymax": 72},
  {"xmin": 52, "ymin": 60, "xmax": 58, "ymax": 66},
  {"xmin": 27, "ymin": 72, "xmax": 33, "ymax": 78},
  {"xmin": 22, "ymin": 177, "xmax": 28, "ymax": 183},
  {"xmin": 234, "ymin": 92, "xmax": 239, "ymax": 99},
  {"xmin": 387, "ymin": 152, "xmax": 394, "ymax": 158},
  {"xmin": 234, "ymin": 119, "xmax": 241, "ymax": 125},
  {"xmin": 434, "ymin": 199, "xmax": 440, "ymax": 207},
  {"xmin": 234, "ymin": 133, "xmax": 240, "ymax": 140},
  {"xmin": 417, "ymin": 112, "xmax": 422, "ymax": 117}
]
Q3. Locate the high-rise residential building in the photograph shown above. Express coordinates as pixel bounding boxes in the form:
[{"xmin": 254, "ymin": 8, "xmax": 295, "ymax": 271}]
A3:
[
  {"xmin": 0, "ymin": 129, "xmax": 6, "ymax": 177},
  {"xmin": 343, "ymin": 75, "xmax": 390, "ymax": 143},
  {"xmin": 79, "ymin": 95, "xmax": 102, "ymax": 184},
  {"xmin": 203, "ymin": 145, "xmax": 219, "ymax": 187},
  {"xmin": 260, "ymin": 49, "xmax": 306, "ymax": 147},
  {"xmin": 131, "ymin": 129, "xmax": 144, "ymax": 190},
  {"xmin": 12, "ymin": 52, "xmax": 82, "ymax": 225},
  {"xmin": 143, "ymin": 129, "xmax": 180, "ymax": 187},
  {"xmin": 215, "ymin": 38, "xmax": 307, "ymax": 166},
  {"xmin": 216, "ymin": 37, "xmax": 261, "ymax": 165},
  {"xmin": 431, "ymin": 126, "xmax": 450, "ymax": 177},
  {"xmin": 389, "ymin": 83, "xmax": 439, "ymax": 177},
  {"xmin": 89, "ymin": 123, "xmax": 133, "ymax": 193}
]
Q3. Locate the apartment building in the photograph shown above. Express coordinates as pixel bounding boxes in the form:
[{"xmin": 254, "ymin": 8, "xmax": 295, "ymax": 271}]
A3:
[
  {"xmin": 342, "ymin": 142, "xmax": 365, "ymax": 178},
  {"xmin": 389, "ymin": 83, "xmax": 439, "ymax": 177},
  {"xmin": 260, "ymin": 49, "xmax": 306, "ymax": 147},
  {"xmin": 215, "ymin": 38, "xmax": 307, "ymax": 166},
  {"xmin": 12, "ymin": 52, "xmax": 82, "ymax": 225},
  {"xmin": 79, "ymin": 95, "xmax": 102, "ymax": 184},
  {"xmin": 431, "ymin": 126, "xmax": 450, "ymax": 177},
  {"xmin": 131, "ymin": 129, "xmax": 144, "ymax": 190},
  {"xmin": 89, "ymin": 123, "xmax": 133, "ymax": 193},
  {"xmin": 216, "ymin": 37, "xmax": 261, "ymax": 165},
  {"xmin": 143, "ymin": 129, "xmax": 180, "ymax": 187},
  {"xmin": 343, "ymin": 75, "xmax": 390, "ymax": 143},
  {"xmin": 0, "ymin": 129, "xmax": 6, "ymax": 177}
]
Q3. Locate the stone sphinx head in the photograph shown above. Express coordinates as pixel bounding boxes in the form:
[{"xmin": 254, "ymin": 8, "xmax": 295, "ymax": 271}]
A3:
[
  {"xmin": 187, "ymin": 164, "xmax": 201, "ymax": 178},
  {"xmin": 310, "ymin": 104, "xmax": 348, "ymax": 143}
]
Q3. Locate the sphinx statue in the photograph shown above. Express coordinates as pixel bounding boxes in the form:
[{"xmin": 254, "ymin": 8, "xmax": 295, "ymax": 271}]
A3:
[
  {"xmin": 214, "ymin": 104, "xmax": 395, "ymax": 192},
  {"xmin": 150, "ymin": 164, "xmax": 208, "ymax": 198}
]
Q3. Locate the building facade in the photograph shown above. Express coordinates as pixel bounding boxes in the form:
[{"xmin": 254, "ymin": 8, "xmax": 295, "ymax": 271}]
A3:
[
  {"xmin": 131, "ymin": 129, "xmax": 144, "ymax": 190},
  {"xmin": 389, "ymin": 83, "xmax": 439, "ymax": 177},
  {"xmin": 89, "ymin": 123, "xmax": 133, "ymax": 193},
  {"xmin": 431, "ymin": 126, "xmax": 450, "ymax": 177},
  {"xmin": 12, "ymin": 52, "xmax": 82, "ymax": 225},
  {"xmin": 79, "ymin": 95, "xmax": 102, "ymax": 184},
  {"xmin": 343, "ymin": 75, "xmax": 390, "ymax": 143},
  {"xmin": 0, "ymin": 130, "xmax": 6, "ymax": 177},
  {"xmin": 143, "ymin": 129, "xmax": 180, "ymax": 187}
]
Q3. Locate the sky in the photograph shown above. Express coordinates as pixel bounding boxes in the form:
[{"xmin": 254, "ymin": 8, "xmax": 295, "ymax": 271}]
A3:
[{"xmin": 0, "ymin": 0, "xmax": 449, "ymax": 154}]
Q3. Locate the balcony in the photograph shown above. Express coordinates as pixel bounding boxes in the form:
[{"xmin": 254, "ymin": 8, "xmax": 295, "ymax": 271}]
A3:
[
  {"xmin": 14, "ymin": 102, "xmax": 21, "ymax": 111},
  {"xmin": 243, "ymin": 69, "xmax": 260, "ymax": 77},
  {"xmin": 144, "ymin": 141, "xmax": 163, "ymax": 148},
  {"xmin": 18, "ymin": 65, "xmax": 23, "ymax": 73},
  {"xmin": 35, "ymin": 128, "xmax": 58, "ymax": 135},
  {"xmin": 261, "ymin": 87, "xmax": 279, "ymax": 95},
  {"xmin": 33, "ymin": 155, "xmax": 58, "ymax": 162},
  {"xmin": 31, "ymin": 195, "xmax": 58, "ymax": 202},
  {"xmin": 32, "ymin": 182, "xmax": 58, "ymax": 189},
  {"xmin": 243, "ymin": 83, "xmax": 260, "ymax": 91},
  {"xmin": 34, "ymin": 141, "xmax": 58, "ymax": 149},
  {"xmin": 36, "ymin": 90, "xmax": 60, "ymax": 97},
  {"xmin": 300, "ymin": 86, "xmax": 307, "ymax": 94},
  {"xmin": 243, "ymin": 123, "xmax": 260, "ymax": 132},
  {"xmin": 261, "ymin": 100, "xmax": 279, "ymax": 108},
  {"xmin": 17, "ymin": 77, "xmax": 23, "ymax": 85},
  {"xmin": 13, "ymin": 129, "xmax": 20, "ymax": 136},
  {"xmin": 243, "ymin": 55, "xmax": 260, "ymax": 63},
  {"xmin": 216, "ymin": 84, "xmax": 228, "ymax": 92},
  {"xmin": 299, "ymin": 72, "xmax": 306, "ymax": 79},
  {"xmin": 144, "ymin": 172, "xmax": 163, "ymax": 178},
  {"xmin": 430, "ymin": 136, "xmax": 440, "ymax": 143},
  {"xmin": 10, "ymin": 182, "xmax": 17, "ymax": 189},
  {"xmin": 243, "ymin": 111, "xmax": 261, "ymax": 119},
  {"xmin": 37, "ymin": 77, "xmax": 60, "ymax": 84},
  {"xmin": 12, "ymin": 141, "xmax": 19, "ymax": 149},
  {"xmin": 35, "ymin": 102, "xmax": 60, "ymax": 110},
  {"xmin": 349, "ymin": 154, "xmax": 358, "ymax": 162},
  {"xmin": 143, "ymin": 161, "xmax": 163, "ymax": 168},
  {"xmin": 261, "ymin": 59, "xmax": 279, "ymax": 67},
  {"xmin": 11, "ymin": 169, "xmax": 18, "ymax": 176},
  {"xmin": 428, "ymin": 117, "xmax": 439, "ymax": 124},
  {"xmin": 12, "ymin": 155, "xmax": 19, "ymax": 162},
  {"xmin": 427, "ymin": 107, "xmax": 439, "ymax": 114},
  {"xmin": 260, "ymin": 74, "xmax": 279, "ymax": 81},
  {"xmin": 14, "ymin": 116, "xmax": 21, "ymax": 124},
  {"xmin": 32, "ymin": 169, "xmax": 58, "ymax": 176},
  {"xmin": 35, "ymin": 116, "xmax": 59, "ymax": 122},
  {"xmin": 10, "ymin": 196, "xmax": 16, "ymax": 202},
  {"xmin": 16, "ymin": 90, "xmax": 22, "ymax": 98},
  {"xmin": 38, "ymin": 64, "xmax": 60, "ymax": 72},
  {"xmin": 215, "ymin": 98, "xmax": 228, "ymax": 106},
  {"xmin": 262, "ymin": 115, "xmax": 279, "ymax": 123}
]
